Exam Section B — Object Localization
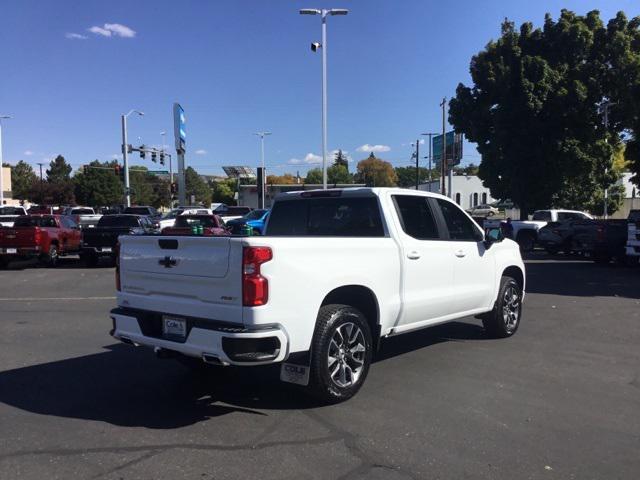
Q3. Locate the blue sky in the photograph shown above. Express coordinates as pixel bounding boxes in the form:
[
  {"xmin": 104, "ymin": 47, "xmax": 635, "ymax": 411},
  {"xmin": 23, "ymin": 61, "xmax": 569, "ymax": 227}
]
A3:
[{"xmin": 1, "ymin": 0, "xmax": 638, "ymax": 177}]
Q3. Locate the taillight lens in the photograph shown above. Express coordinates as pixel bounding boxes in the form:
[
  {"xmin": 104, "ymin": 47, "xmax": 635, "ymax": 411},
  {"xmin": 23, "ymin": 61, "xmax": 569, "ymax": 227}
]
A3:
[
  {"xmin": 34, "ymin": 227, "xmax": 41, "ymax": 244},
  {"xmin": 242, "ymin": 246, "xmax": 272, "ymax": 306},
  {"xmin": 115, "ymin": 242, "xmax": 121, "ymax": 291}
]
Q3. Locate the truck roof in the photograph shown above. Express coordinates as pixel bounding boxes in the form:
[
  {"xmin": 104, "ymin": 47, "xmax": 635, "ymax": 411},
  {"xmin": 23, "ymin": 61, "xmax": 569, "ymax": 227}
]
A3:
[{"xmin": 275, "ymin": 187, "xmax": 450, "ymax": 200}]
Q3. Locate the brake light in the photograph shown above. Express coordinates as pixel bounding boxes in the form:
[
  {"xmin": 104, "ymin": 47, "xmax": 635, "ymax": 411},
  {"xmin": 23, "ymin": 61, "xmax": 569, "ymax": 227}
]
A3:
[
  {"xmin": 115, "ymin": 242, "xmax": 121, "ymax": 291},
  {"xmin": 242, "ymin": 246, "xmax": 272, "ymax": 306},
  {"xmin": 34, "ymin": 227, "xmax": 42, "ymax": 244}
]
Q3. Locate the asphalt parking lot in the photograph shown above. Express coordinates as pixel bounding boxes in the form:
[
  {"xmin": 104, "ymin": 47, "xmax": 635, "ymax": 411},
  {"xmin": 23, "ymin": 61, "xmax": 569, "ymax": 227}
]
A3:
[{"xmin": 0, "ymin": 254, "xmax": 639, "ymax": 479}]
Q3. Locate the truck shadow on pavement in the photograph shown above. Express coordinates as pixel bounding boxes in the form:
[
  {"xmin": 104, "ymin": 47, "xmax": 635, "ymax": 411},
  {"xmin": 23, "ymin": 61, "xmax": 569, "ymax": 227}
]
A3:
[
  {"xmin": 0, "ymin": 322, "xmax": 487, "ymax": 428},
  {"xmin": 524, "ymin": 255, "xmax": 640, "ymax": 299}
]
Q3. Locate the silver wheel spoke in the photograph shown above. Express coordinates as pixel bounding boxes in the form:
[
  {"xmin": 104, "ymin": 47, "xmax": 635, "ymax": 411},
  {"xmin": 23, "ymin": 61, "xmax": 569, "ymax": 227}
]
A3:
[{"xmin": 326, "ymin": 321, "xmax": 367, "ymax": 388}]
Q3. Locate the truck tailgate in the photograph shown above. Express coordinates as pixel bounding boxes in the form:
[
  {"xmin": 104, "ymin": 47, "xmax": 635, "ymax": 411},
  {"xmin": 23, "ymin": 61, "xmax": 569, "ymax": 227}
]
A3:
[{"xmin": 118, "ymin": 235, "xmax": 243, "ymax": 323}]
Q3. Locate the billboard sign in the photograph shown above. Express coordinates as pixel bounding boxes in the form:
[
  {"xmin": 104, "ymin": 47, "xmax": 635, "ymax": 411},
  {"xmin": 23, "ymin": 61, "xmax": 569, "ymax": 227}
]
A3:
[
  {"xmin": 432, "ymin": 131, "xmax": 463, "ymax": 168},
  {"xmin": 173, "ymin": 103, "xmax": 186, "ymax": 153}
]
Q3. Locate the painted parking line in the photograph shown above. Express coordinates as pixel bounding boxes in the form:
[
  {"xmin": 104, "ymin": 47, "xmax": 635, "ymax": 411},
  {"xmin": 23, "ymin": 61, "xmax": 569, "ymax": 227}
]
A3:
[{"xmin": 0, "ymin": 296, "xmax": 116, "ymax": 301}]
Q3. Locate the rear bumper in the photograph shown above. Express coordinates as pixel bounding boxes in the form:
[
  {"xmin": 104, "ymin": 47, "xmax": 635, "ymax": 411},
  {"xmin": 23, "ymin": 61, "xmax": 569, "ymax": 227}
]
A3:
[
  {"xmin": 109, "ymin": 308, "xmax": 289, "ymax": 366},
  {"xmin": 0, "ymin": 246, "xmax": 41, "ymax": 256},
  {"xmin": 81, "ymin": 246, "xmax": 115, "ymax": 256}
]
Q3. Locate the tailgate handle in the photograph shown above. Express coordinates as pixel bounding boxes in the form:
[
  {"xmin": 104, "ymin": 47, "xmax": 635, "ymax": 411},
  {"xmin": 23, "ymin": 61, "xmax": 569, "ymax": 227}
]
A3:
[{"xmin": 158, "ymin": 239, "xmax": 178, "ymax": 250}]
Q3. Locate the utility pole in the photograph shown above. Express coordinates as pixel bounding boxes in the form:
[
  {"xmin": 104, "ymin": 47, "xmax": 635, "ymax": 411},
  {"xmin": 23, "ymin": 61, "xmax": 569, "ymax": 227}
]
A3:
[
  {"xmin": 36, "ymin": 162, "xmax": 44, "ymax": 205},
  {"xmin": 254, "ymin": 132, "xmax": 271, "ymax": 208},
  {"xmin": 414, "ymin": 139, "xmax": 420, "ymax": 190},
  {"xmin": 421, "ymin": 132, "xmax": 437, "ymax": 192},
  {"xmin": 0, "ymin": 116, "xmax": 10, "ymax": 206},
  {"xmin": 599, "ymin": 100, "xmax": 615, "ymax": 219},
  {"xmin": 440, "ymin": 97, "xmax": 447, "ymax": 197},
  {"xmin": 121, "ymin": 110, "xmax": 144, "ymax": 207}
]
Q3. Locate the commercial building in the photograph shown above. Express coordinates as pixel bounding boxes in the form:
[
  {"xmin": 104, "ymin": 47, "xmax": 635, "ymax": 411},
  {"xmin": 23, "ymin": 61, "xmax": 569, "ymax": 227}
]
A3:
[
  {"xmin": 419, "ymin": 175, "xmax": 495, "ymax": 209},
  {"xmin": 1, "ymin": 166, "xmax": 13, "ymax": 205}
]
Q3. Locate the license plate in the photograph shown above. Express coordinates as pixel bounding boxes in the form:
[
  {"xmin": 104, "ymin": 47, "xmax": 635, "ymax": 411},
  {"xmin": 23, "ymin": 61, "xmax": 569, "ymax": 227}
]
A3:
[
  {"xmin": 162, "ymin": 316, "xmax": 186, "ymax": 340},
  {"xmin": 5, "ymin": 248, "xmax": 16, "ymax": 254},
  {"xmin": 102, "ymin": 247, "xmax": 112, "ymax": 253}
]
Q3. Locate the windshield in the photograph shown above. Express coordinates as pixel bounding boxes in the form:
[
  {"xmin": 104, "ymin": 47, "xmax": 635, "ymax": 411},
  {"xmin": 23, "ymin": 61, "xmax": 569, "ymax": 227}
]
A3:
[
  {"xmin": 97, "ymin": 215, "xmax": 140, "ymax": 227},
  {"xmin": 162, "ymin": 209, "xmax": 184, "ymax": 219},
  {"xmin": 244, "ymin": 209, "xmax": 268, "ymax": 221},
  {"xmin": 174, "ymin": 216, "xmax": 218, "ymax": 228},
  {"xmin": 532, "ymin": 211, "xmax": 552, "ymax": 221},
  {"xmin": 0, "ymin": 207, "xmax": 26, "ymax": 215},
  {"xmin": 124, "ymin": 207, "xmax": 155, "ymax": 215},
  {"xmin": 71, "ymin": 208, "xmax": 95, "ymax": 215}
]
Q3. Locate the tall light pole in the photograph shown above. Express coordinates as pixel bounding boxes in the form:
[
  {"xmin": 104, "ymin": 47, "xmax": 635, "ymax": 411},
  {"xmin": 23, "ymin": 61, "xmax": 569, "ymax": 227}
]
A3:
[
  {"xmin": 36, "ymin": 162, "xmax": 44, "ymax": 205},
  {"xmin": 121, "ymin": 109, "xmax": 144, "ymax": 207},
  {"xmin": 0, "ymin": 115, "xmax": 11, "ymax": 205},
  {"xmin": 300, "ymin": 8, "xmax": 349, "ymax": 190},
  {"xmin": 161, "ymin": 130, "xmax": 172, "ymax": 184},
  {"xmin": 440, "ymin": 98, "xmax": 448, "ymax": 197},
  {"xmin": 598, "ymin": 100, "xmax": 616, "ymax": 219},
  {"xmin": 422, "ymin": 132, "xmax": 438, "ymax": 192},
  {"xmin": 254, "ymin": 132, "xmax": 271, "ymax": 208}
]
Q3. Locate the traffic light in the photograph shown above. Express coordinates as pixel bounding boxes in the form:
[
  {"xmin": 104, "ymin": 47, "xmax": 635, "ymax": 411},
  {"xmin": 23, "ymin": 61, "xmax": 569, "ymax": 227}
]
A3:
[
  {"xmin": 159, "ymin": 153, "xmax": 165, "ymax": 166},
  {"xmin": 170, "ymin": 182, "xmax": 177, "ymax": 194},
  {"xmin": 151, "ymin": 151, "xmax": 157, "ymax": 163},
  {"xmin": 114, "ymin": 164, "xmax": 121, "ymax": 177},
  {"xmin": 140, "ymin": 145, "xmax": 146, "ymax": 159}
]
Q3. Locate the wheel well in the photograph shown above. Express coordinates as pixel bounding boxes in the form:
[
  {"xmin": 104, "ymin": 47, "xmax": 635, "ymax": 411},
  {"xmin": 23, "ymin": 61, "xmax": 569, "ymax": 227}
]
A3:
[
  {"xmin": 321, "ymin": 285, "xmax": 380, "ymax": 349},
  {"xmin": 503, "ymin": 266, "xmax": 524, "ymax": 291},
  {"xmin": 50, "ymin": 239, "xmax": 59, "ymax": 246}
]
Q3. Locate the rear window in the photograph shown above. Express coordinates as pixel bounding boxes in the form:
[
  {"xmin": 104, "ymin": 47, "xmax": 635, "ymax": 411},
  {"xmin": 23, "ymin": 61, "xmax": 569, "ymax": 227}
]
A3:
[
  {"xmin": 532, "ymin": 211, "xmax": 552, "ymax": 221},
  {"xmin": 224, "ymin": 207, "xmax": 252, "ymax": 216},
  {"xmin": 71, "ymin": 208, "xmax": 94, "ymax": 215},
  {"xmin": 124, "ymin": 207, "xmax": 155, "ymax": 215},
  {"xmin": 267, "ymin": 197, "xmax": 384, "ymax": 237},
  {"xmin": 14, "ymin": 216, "xmax": 57, "ymax": 227},
  {"xmin": 175, "ymin": 216, "xmax": 219, "ymax": 228},
  {"xmin": 0, "ymin": 207, "xmax": 26, "ymax": 215},
  {"xmin": 97, "ymin": 215, "xmax": 140, "ymax": 227}
]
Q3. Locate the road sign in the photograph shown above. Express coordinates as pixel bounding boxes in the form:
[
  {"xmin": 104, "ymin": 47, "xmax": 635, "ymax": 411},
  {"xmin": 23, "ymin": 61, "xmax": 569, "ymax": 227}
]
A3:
[
  {"xmin": 433, "ymin": 131, "xmax": 463, "ymax": 167},
  {"xmin": 148, "ymin": 170, "xmax": 169, "ymax": 175},
  {"xmin": 173, "ymin": 103, "xmax": 186, "ymax": 153}
]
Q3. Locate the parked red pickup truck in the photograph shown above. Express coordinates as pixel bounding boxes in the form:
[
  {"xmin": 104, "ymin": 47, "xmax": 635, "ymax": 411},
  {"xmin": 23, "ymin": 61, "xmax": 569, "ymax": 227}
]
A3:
[
  {"xmin": 160, "ymin": 214, "xmax": 228, "ymax": 236},
  {"xmin": 0, "ymin": 215, "xmax": 82, "ymax": 268}
]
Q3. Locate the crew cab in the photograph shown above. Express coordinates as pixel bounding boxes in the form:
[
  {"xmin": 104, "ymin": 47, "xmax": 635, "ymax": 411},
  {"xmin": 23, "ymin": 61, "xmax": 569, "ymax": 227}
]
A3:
[
  {"xmin": 160, "ymin": 214, "xmax": 228, "ymax": 236},
  {"xmin": 0, "ymin": 215, "xmax": 81, "ymax": 267},
  {"xmin": 111, "ymin": 188, "xmax": 525, "ymax": 403},
  {"xmin": 485, "ymin": 209, "xmax": 593, "ymax": 251},
  {"xmin": 81, "ymin": 214, "xmax": 157, "ymax": 266},
  {"xmin": 62, "ymin": 207, "xmax": 102, "ymax": 229},
  {"xmin": 0, "ymin": 206, "xmax": 28, "ymax": 227}
]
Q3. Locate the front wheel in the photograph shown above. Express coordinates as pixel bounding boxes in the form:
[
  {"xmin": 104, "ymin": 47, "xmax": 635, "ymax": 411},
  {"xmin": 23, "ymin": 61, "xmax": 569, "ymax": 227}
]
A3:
[
  {"xmin": 309, "ymin": 304, "xmax": 373, "ymax": 403},
  {"xmin": 42, "ymin": 245, "xmax": 58, "ymax": 267},
  {"xmin": 482, "ymin": 276, "xmax": 522, "ymax": 338}
]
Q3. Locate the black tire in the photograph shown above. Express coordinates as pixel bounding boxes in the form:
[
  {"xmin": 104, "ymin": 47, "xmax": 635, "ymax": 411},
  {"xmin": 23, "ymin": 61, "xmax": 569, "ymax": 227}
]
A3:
[
  {"xmin": 545, "ymin": 247, "xmax": 559, "ymax": 255},
  {"xmin": 0, "ymin": 257, "xmax": 9, "ymax": 269},
  {"xmin": 593, "ymin": 252, "xmax": 611, "ymax": 264},
  {"xmin": 308, "ymin": 304, "xmax": 373, "ymax": 404},
  {"xmin": 516, "ymin": 231, "xmax": 535, "ymax": 252},
  {"xmin": 81, "ymin": 252, "xmax": 99, "ymax": 268},
  {"xmin": 482, "ymin": 276, "xmax": 522, "ymax": 338},
  {"xmin": 42, "ymin": 244, "xmax": 58, "ymax": 267}
]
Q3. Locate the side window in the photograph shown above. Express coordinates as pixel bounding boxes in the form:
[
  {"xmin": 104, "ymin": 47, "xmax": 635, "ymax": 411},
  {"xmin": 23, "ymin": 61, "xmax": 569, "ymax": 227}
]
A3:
[
  {"xmin": 392, "ymin": 195, "xmax": 440, "ymax": 240},
  {"xmin": 482, "ymin": 192, "xmax": 487, "ymax": 204},
  {"xmin": 436, "ymin": 199, "xmax": 483, "ymax": 241}
]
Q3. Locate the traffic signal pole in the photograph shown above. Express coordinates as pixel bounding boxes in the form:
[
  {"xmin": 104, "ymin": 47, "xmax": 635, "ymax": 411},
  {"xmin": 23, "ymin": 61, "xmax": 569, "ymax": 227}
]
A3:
[{"xmin": 121, "ymin": 114, "xmax": 131, "ymax": 207}]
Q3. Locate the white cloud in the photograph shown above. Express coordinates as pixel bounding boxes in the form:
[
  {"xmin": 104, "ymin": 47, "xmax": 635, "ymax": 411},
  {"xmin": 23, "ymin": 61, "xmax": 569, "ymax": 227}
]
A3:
[
  {"xmin": 356, "ymin": 144, "xmax": 391, "ymax": 153},
  {"xmin": 65, "ymin": 32, "xmax": 88, "ymax": 40},
  {"xmin": 288, "ymin": 153, "xmax": 322, "ymax": 165},
  {"xmin": 23, "ymin": 150, "xmax": 34, "ymax": 156},
  {"xmin": 195, "ymin": 149, "xmax": 207, "ymax": 155},
  {"xmin": 88, "ymin": 23, "xmax": 136, "ymax": 38}
]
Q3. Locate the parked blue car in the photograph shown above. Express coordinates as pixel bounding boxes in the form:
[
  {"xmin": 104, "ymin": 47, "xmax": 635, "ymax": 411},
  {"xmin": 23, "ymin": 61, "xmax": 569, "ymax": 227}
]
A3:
[{"xmin": 226, "ymin": 209, "xmax": 269, "ymax": 235}]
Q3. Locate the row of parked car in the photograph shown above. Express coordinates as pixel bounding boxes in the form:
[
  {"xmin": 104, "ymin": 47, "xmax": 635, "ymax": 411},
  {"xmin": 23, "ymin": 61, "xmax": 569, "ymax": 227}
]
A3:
[
  {"xmin": 0, "ymin": 204, "xmax": 270, "ymax": 269},
  {"xmin": 484, "ymin": 208, "xmax": 640, "ymax": 265}
]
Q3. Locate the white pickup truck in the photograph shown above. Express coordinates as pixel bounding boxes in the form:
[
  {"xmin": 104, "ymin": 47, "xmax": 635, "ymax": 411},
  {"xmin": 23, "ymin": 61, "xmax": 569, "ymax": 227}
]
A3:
[
  {"xmin": 0, "ymin": 206, "xmax": 28, "ymax": 227},
  {"xmin": 485, "ymin": 209, "xmax": 593, "ymax": 251},
  {"xmin": 111, "ymin": 188, "xmax": 525, "ymax": 402}
]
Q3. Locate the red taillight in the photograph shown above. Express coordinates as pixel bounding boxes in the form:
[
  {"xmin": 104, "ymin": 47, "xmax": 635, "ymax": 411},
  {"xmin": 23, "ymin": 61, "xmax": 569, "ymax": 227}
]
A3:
[
  {"xmin": 34, "ymin": 227, "xmax": 41, "ymax": 244},
  {"xmin": 242, "ymin": 246, "xmax": 272, "ymax": 306},
  {"xmin": 115, "ymin": 242, "xmax": 121, "ymax": 291}
]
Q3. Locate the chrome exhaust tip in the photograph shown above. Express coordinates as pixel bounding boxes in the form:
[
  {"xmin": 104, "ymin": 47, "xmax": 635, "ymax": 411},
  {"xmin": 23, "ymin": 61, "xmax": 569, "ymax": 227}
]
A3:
[{"xmin": 202, "ymin": 353, "xmax": 223, "ymax": 365}]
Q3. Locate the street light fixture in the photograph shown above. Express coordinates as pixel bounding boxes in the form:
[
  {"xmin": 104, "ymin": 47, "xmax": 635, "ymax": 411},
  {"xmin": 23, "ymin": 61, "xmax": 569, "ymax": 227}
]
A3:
[
  {"xmin": 254, "ymin": 132, "xmax": 272, "ymax": 208},
  {"xmin": 299, "ymin": 8, "xmax": 349, "ymax": 189},
  {"xmin": 121, "ymin": 110, "xmax": 144, "ymax": 207},
  {"xmin": 0, "ymin": 115, "xmax": 11, "ymax": 206}
]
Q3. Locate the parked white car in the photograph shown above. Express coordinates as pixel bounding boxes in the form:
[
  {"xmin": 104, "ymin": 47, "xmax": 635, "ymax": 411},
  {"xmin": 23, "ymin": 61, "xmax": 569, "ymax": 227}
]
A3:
[
  {"xmin": 485, "ymin": 209, "xmax": 593, "ymax": 251},
  {"xmin": 0, "ymin": 206, "xmax": 28, "ymax": 227},
  {"xmin": 625, "ymin": 209, "xmax": 640, "ymax": 260},
  {"xmin": 158, "ymin": 207, "xmax": 214, "ymax": 230},
  {"xmin": 111, "ymin": 188, "xmax": 525, "ymax": 403}
]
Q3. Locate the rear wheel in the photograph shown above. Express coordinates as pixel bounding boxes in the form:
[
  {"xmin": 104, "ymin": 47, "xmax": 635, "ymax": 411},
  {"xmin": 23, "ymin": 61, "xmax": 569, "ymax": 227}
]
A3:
[
  {"xmin": 0, "ymin": 257, "xmax": 9, "ymax": 269},
  {"xmin": 81, "ymin": 252, "xmax": 99, "ymax": 267},
  {"xmin": 42, "ymin": 244, "xmax": 58, "ymax": 267},
  {"xmin": 308, "ymin": 304, "xmax": 373, "ymax": 404},
  {"xmin": 593, "ymin": 252, "xmax": 611, "ymax": 264},
  {"xmin": 482, "ymin": 276, "xmax": 522, "ymax": 338}
]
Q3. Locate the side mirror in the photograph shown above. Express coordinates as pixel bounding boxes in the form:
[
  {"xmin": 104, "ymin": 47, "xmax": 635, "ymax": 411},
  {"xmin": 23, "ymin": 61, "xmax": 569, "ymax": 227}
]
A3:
[{"xmin": 484, "ymin": 227, "xmax": 504, "ymax": 248}]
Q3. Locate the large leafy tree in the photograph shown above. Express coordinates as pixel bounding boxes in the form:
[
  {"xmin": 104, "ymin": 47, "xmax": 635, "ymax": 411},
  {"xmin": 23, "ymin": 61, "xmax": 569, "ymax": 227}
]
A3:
[
  {"xmin": 305, "ymin": 168, "xmax": 323, "ymax": 184},
  {"xmin": 129, "ymin": 167, "xmax": 171, "ymax": 208},
  {"xmin": 74, "ymin": 160, "xmax": 123, "ymax": 207},
  {"xmin": 395, "ymin": 166, "xmax": 433, "ymax": 188},
  {"xmin": 210, "ymin": 179, "xmax": 236, "ymax": 204},
  {"xmin": 46, "ymin": 155, "xmax": 72, "ymax": 183},
  {"xmin": 449, "ymin": 10, "xmax": 638, "ymax": 217},
  {"xmin": 354, "ymin": 153, "xmax": 397, "ymax": 187},
  {"xmin": 185, "ymin": 166, "xmax": 212, "ymax": 205},
  {"xmin": 9, "ymin": 161, "xmax": 38, "ymax": 201},
  {"xmin": 333, "ymin": 149, "xmax": 349, "ymax": 171}
]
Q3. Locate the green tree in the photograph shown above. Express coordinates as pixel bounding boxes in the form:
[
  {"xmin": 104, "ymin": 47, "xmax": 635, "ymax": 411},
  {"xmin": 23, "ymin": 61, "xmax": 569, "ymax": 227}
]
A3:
[
  {"xmin": 448, "ymin": 10, "xmax": 633, "ymax": 218},
  {"xmin": 73, "ymin": 161, "xmax": 123, "ymax": 207},
  {"xmin": 127, "ymin": 167, "xmax": 170, "ymax": 208},
  {"xmin": 210, "ymin": 179, "xmax": 236, "ymax": 205},
  {"xmin": 327, "ymin": 165, "xmax": 352, "ymax": 184},
  {"xmin": 354, "ymin": 154, "xmax": 397, "ymax": 187},
  {"xmin": 185, "ymin": 166, "xmax": 212, "ymax": 205},
  {"xmin": 333, "ymin": 149, "xmax": 349, "ymax": 170},
  {"xmin": 46, "ymin": 155, "xmax": 72, "ymax": 183},
  {"xmin": 8, "ymin": 161, "xmax": 38, "ymax": 201},
  {"xmin": 305, "ymin": 168, "xmax": 323, "ymax": 184},
  {"xmin": 394, "ymin": 166, "xmax": 433, "ymax": 188},
  {"xmin": 266, "ymin": 173, "xmax": 299, "ymax": 184}
]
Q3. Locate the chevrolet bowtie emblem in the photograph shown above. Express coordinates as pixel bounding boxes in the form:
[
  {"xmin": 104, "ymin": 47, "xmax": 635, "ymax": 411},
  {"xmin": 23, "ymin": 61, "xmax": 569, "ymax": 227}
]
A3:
[{"xmin": 158, "ymin": 256, "xmax": 177, "ymax": 268}]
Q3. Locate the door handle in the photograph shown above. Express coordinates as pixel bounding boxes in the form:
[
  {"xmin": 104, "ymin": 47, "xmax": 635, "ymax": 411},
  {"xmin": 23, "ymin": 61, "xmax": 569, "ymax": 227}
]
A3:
[
  {"xmin": 407, "ymin": 251, "xmax": 421, "ymax": 260},
  {"xmin": 455, "ymin": 249, "xmax": 466, "ymax": 258}
]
